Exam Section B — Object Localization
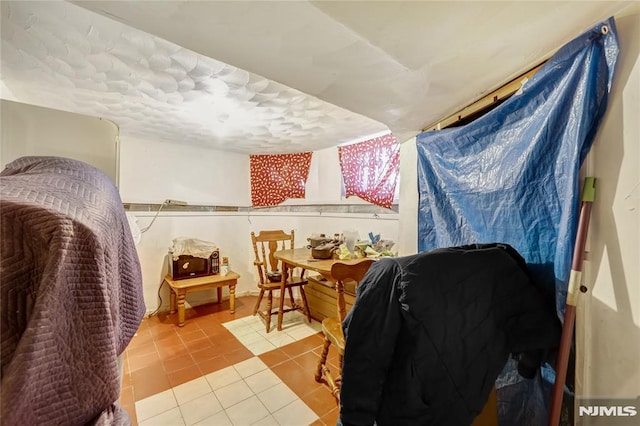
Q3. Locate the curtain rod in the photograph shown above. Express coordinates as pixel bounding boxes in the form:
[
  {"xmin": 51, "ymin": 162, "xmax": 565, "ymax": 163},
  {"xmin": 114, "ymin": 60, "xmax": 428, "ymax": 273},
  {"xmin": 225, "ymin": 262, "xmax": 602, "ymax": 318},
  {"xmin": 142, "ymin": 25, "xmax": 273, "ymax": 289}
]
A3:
[{"xmin": 422, "ymin": 61, "xmax": 547, "ymax": 132}]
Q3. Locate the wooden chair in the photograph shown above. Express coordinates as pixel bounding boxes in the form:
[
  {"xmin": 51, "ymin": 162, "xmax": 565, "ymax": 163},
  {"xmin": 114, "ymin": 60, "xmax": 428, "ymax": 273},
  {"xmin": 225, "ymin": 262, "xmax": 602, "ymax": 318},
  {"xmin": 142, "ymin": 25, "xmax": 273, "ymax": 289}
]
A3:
[
  {"xmin": 314, "ymin": 258, "xmax": 375, "ymax": 400},
  {"xmin": 251, "ymin": 229, "xmax": 311, "ymax": 332}
]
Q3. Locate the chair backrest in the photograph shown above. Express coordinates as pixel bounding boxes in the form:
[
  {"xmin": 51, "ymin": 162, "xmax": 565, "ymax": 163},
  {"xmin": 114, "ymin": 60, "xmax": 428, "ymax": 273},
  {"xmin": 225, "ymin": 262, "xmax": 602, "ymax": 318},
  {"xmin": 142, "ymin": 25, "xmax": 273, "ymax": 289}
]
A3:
[
  {"xmin": 331, "ymin": 258, "xmax": 375, "ymax": 321},
  {"xmin": 251, "ymin": 230, "xmax": 295, "ymax": 287}
]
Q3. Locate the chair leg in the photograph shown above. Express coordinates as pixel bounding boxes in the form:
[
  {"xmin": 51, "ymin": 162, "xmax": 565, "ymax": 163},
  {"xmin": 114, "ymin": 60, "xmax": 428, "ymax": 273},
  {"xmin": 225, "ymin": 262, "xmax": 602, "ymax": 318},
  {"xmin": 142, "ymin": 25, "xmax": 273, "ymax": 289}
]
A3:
[
  {"xmin": 265, "ymin": 290, "xmax": 273, "ymax": 333},
  {"xmin": 316, "ymin": 337, "xmax": 340, "ymax": 400},
  {"xmin": 287, "ymin": 287, "xmax": 295, "ymax": 307},
  {"xmin": 299, "ymin": 285, "xmax": 311, "ymax": 323},
  {"xmin": 315, "ymin": 338, "xmax": 331, "ymax": 382},
  {"xmin": 324, "ymin": 365, "xmax": 340, "ymax": 401},
  {"xmin": 253, "ymin": 288, "xmax": 265, "ymax": 315}
]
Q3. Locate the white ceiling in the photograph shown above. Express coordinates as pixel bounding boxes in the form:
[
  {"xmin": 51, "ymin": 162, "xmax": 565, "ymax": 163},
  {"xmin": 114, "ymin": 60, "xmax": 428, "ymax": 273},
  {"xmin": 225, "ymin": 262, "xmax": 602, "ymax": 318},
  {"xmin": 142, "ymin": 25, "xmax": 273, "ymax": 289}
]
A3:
[{"xmin": 1, "ymin": 1, "xmax": 633, "ymax": 155}]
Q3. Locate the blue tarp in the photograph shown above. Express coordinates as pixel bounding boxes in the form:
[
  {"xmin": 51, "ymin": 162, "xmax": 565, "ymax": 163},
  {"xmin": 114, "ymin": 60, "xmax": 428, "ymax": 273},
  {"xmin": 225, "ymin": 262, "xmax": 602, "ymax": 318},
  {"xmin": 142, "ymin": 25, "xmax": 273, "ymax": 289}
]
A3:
[{"xmin": 416, "ymin": 18, "xmax": 619, "ymax": 425}]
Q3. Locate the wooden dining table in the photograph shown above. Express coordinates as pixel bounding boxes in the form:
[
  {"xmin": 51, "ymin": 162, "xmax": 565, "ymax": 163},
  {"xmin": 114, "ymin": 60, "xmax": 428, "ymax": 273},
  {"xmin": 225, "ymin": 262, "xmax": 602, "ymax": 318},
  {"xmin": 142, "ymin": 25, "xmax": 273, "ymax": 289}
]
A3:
[{"xmin": 273, "ymin": 247, "xmax": 366, "ymax": 330}]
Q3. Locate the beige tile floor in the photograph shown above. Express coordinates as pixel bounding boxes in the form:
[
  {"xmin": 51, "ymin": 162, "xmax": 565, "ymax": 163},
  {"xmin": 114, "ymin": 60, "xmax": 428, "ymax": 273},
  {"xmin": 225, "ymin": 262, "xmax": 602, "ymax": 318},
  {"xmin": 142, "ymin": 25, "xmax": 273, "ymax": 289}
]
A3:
[
  {"xmin": 223, "ymin": 310, "xmax": 322, "ymax": 356},
  {"xmin": 121, "ymin": 296, "xmax": 340, "ymax": 426}
]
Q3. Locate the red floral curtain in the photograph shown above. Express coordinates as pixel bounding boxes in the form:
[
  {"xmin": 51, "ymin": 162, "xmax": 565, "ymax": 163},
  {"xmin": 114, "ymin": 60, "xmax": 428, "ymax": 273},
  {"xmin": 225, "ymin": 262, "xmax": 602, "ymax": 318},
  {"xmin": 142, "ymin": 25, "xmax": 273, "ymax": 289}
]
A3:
[
  {"xmin": 250, "ymin": 152, "xmax": 312, "ymax": 207},
  {"xmin": 338, "ymin": 133, "xmax": 400, "ymax": 209}
]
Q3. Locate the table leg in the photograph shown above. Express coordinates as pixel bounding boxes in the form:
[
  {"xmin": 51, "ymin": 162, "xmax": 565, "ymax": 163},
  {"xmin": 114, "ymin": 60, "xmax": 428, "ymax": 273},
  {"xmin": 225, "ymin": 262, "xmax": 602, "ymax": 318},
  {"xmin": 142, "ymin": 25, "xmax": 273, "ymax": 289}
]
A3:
[
  {"xmin": 169, "ymin": 288, "xmax": 176, "ymax": 314},
  {"xmin": 217, "ymin": 287, "xmax": 222, "ymax": 305},
  {"xmin": 177, "ymin": 290, "xmax": 186, "ymax": 327},
  {"xmin": 229, "ymin": 284, "xmax": 236, "ymax": 313},
  {"xmin": 277, "ymin": 263, "xmax": 288, "ymax": 331}
]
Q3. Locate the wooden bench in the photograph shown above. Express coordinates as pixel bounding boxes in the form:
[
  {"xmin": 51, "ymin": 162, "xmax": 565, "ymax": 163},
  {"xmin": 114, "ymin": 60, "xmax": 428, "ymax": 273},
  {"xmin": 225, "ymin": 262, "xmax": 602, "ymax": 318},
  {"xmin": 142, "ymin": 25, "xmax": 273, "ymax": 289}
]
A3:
[{"xmin": 163, "ymin": 272, "xmax": 240, "ymax": 326}]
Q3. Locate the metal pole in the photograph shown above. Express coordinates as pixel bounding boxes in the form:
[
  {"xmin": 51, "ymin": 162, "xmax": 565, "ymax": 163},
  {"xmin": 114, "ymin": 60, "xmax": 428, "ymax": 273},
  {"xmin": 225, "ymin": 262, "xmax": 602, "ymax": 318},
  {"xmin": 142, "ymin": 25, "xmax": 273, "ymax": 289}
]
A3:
[{"xmin": 548, "ymin": 177, "xmax": 596, "ymax": 426}]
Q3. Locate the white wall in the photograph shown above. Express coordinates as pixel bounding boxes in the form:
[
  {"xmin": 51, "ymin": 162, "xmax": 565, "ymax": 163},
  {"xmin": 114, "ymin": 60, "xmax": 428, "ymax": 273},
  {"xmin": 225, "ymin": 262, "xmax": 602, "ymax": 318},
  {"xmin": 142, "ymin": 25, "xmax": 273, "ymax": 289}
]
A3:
[
  {"xmin": 120, "ymin": 138, "xmax": 400, "ymax": 312},
  {"xmin": 0, "ymin": 100, "xmax": 119, "ymax": 184},
  {"xmin": 130, "ymin": 210, "xmax": 399, "ymax": 312},
  {"xmin": 282, "ymin": 148, "xmax": 343, "ymax": 205},
  {"xmin": 398, "ymin": 136, "xmax": 418, "ymax": 256},
  {"xmin": 398, "ymin": 8, "xmax": 640, "ymax": 411},
  {"xmin": 575, "ymin": 8, "xmax": 640, "ymax": 409},
  {"xmin": 119, "ymin": 136, "xmax": 250, "ymax": 205}
]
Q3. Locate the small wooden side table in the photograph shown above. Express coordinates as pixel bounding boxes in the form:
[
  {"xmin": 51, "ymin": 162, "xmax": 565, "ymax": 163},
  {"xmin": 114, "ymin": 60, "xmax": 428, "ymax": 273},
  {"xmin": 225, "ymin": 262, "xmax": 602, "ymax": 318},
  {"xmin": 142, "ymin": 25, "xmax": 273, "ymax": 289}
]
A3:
[{"xmin": 163, "ymin": 272, "xmax": 240, "ymax": 326}]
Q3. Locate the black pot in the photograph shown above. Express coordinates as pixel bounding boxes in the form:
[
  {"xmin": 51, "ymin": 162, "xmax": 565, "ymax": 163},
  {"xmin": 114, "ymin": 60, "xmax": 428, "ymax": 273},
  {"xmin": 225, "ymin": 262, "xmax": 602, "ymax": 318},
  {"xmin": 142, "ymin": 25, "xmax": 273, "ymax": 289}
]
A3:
[
  {"xmin": 312, "ymin": 243, "xmax": 336, "ymax": 259},
  {"xmin": 307, "ymin": 237, "xmax": 331, "ymax": 248}
]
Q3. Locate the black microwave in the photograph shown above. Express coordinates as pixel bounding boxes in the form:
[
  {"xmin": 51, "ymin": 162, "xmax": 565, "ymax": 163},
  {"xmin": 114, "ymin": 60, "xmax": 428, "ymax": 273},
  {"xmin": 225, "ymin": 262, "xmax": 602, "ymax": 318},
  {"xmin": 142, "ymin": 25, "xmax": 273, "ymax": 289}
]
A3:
[{"xmin": 171, "ymin": 249, "xmax": 219, "ymax": 280}]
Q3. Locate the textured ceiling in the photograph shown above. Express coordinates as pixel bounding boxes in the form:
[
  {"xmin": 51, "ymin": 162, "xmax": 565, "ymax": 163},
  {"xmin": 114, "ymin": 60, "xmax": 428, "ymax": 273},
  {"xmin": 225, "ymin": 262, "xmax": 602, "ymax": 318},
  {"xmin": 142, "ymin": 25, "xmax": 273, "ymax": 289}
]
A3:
[
  {"xmin": 1, "ymin": 1, "xmax": 633, "ymax": 155},
  {"xmin": 0, "ymin": 1, "xmax": 389, "ymax": 154}
]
